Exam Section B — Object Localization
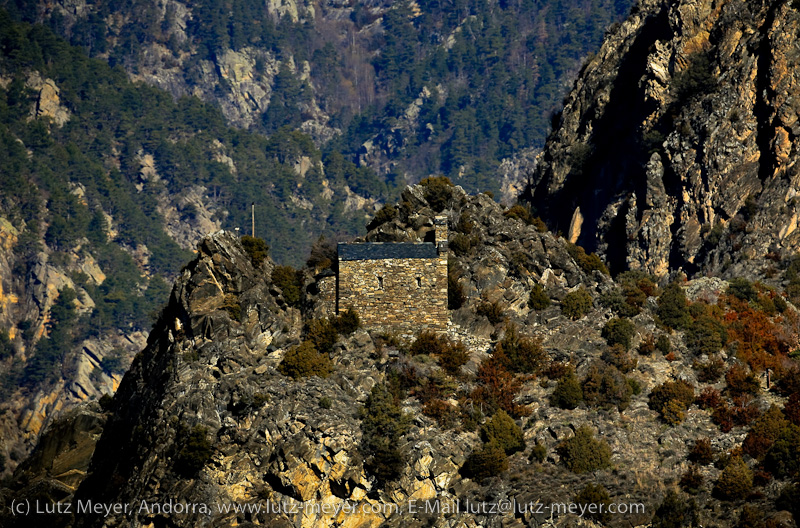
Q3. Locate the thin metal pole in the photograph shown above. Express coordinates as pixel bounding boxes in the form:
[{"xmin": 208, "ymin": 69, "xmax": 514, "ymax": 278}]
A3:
[{"xmin": 251, "ymin": 202, "xmax": 255, "ymax": 237}]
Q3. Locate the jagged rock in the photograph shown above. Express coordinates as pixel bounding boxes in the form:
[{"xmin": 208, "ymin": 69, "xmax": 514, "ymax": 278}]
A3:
[
  {"xmin": 529, "ymin": 0, "xmax": 800, "ymax": 279},
  {"xmin": 26, "ymin": 72, "xmax": 70, "ymax": 127}
]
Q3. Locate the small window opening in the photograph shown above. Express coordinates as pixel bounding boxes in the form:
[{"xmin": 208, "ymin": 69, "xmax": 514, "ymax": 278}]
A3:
[
  {"xmin": 416, "ymin": 277, "xmax": 422, "ymax": 288},
  {"xmin": 378, "ymin": 276, "xmax": 384, "ymax": 289}
]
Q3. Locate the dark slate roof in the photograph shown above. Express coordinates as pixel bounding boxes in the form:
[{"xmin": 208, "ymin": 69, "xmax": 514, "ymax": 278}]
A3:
[{"xmin": 338, "ymin": 242, "xmax": 438, "ymax": 261}]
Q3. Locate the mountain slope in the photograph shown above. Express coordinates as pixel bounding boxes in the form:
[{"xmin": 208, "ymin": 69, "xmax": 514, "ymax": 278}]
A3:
[
  {"xmin": 0, "ymin": 13, "xmax": 387, "ymax": 477},
  {"xmin": 528, "ymin": 0, "xmax": 800, "ymax": 278},
  {"xmin": 0, "ymin": 0, "xmax": 638, "ymax": 477},
  {"xmin": 2, "ymin": 0, "xmax": 634, "ymax": 195},
  {"xmin": 3, "ymin": 183, "xmax": 797, "ymax": 528}
]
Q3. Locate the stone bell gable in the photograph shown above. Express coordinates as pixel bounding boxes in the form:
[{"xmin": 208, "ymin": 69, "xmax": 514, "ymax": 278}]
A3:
[{"xmin": 335, "ymin": 215, "xmax": 449, "ymax": 334}]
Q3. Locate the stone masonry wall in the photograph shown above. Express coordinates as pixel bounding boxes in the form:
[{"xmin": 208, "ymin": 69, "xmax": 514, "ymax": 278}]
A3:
[{"xmin": 338, "ymin": 256, "xmax": 447, "ymax": 334}]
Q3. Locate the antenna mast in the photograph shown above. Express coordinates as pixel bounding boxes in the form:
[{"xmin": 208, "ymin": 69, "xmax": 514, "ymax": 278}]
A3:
[{"xmin": 251, "ymin": 202, "xmax": 255, "ymax": 238}]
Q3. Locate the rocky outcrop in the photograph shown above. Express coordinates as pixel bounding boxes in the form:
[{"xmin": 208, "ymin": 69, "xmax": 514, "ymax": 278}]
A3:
[
  {"xmin": 2, "ymin": 184, "xmax": 796, "ymax": 527},
  {"xmin": 65, "ymin": 231, "xmax": 472, "ymax": 526},
  {"xmin": 0, "ymin": 404, "xmax": 107, "ymax": 528},
  {"xmin": 528, "ymin": 0, "xmax": 800, "ymax": 278},
  {"xmin": 26, "ymin": 72, "xmax": 70, "ymax": 127}
]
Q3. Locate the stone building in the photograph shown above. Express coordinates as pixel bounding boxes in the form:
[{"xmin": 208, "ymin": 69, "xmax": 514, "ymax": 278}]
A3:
[{"xmin": 319, "ymin": 216, "xmax": 448, "ymax": 334}]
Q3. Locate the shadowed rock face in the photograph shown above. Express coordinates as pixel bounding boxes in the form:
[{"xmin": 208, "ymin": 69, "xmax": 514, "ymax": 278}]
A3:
[{"xmin": 528, "ymin": 0, "xmax": 800, "ymax": 279}]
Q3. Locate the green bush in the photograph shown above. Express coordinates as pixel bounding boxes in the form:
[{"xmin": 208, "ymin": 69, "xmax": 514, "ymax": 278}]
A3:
[
  {"xmin": 599, "ymin": 289, "xmax": 640, "ymax": 317},
  {"xmin": 461, "ymin": 440, "xmax": 508, "ymax": 480},
  {"xmin": 252, "ymin": 392, "xmax": 269, "ymax": 407},
  {"xmin": 455, "ymin": 213, "xmax": 475, "ymax": 234},
  {"xmin": 661, "ymin": 399, "xmax": 687, "ymax": 426},
  {"xmin": 742, "ymin": 405, "xmax": 789, "ymax": 459},
  {"xmin": 582, "ymin": 362, "xmax": 632, "ymax": 411},
  {"xmin": 685, "ymin": 314, "xmax": 727, "ymax": 356},
  {"xmin": 566, "ymin": 243, "xmax": 609, "ymax": 275},
  {"xmin": 99, "ymin": 353, "xmax": 125, "ymax": 374},
  {"xmin": 689, "ymin": 438, "xmax": 714, "ymax": 465},
  {"xmin": 240, "ymin": 235, "xmax": 269, "ymax": 267},
  {"xmin": 786, "ymin": 393, "xmax": 800, "ymax": 426},
  {"xmin": 272, "ymin": 265, "xmax": 303, "ymax": 307},
  {"xmin": 221, "ymin": 293, "xmax": 242, "ymax": 321},
  {"xmin": 508, "ymin": 251, "xmax": 536, "ymax": 278},
  {"xmin": 528, "ymin": 284, "xmax": 551, "ymax": 310},
  {"xmin": 773, "ymin": 295, "xmax": 788, "ymax": 313},
  {"xmin": 714, "ymin": 457, "xmax": 753, "ymax": 501},
  {"xmin": 0, "ymin": 330, "xmax": 13, "ymax": 360},
  {"xmin": 637, "ymin": 335, "xmax": 657, "ymax": 355},
  {"xmin": 651, "ymin": 490, "xmax": 699, "ymax": 528},
  {"xmin": 420, "ymin": 176, "xmax": 454, "ymax": 212},
  {"xmin": 529, "ymin": 442, "xmax": 547, "ymax": 463},
  {"xmin": 671, "ymin": 51, "xmax": 718, "ymax": 104},
  {"xmin": 763, "ymin": 423, "xmax": 800, "ymax": 478},
  {"xmin": 477, "ymin": 300, "xmax": 505, "ymax": 325},
  {"xmin": 679, "ymin": 465, "xmax": 704, "ymax": 494},
  {"xmin": 556, "ymin": 425, "xmax": 611, "ymax": 473},
  {"xmin": 656, "ymin": 334, "xmax": 671, "ymax": 354},
  {"xmin": 727, "ymin": 278, "xmax": 758, "ymax": 302},
  {"xmin": 562, "ymin": 287, "xmax": 593, "ymax": 319},
  {"xmin": 481, "ymin": 410, "xmax": 525, "ymax": 455},
  {"xmin": 367, "ymin": 204, "xmax": 398, "ymax": 230},
  {"xmin": 98, "ymin": 393, "xmax": 114, "ymax": 412},
  {"xmin": 333, "ymin": 308, "xmax": 360, "ymax": 336},
  {"xmin": 410, "ymin": 331, "xmax": 447, "ymax": 356},
  {"xmin": 551, "ymin": 371, "xmax": 583, "ymax": 410},
  {"xmin": 306, "ymin": 235, "xmax": 339, "ymax": 270},
  {"xmin": 657, "ymin": 283, "xmax": 691, "ymax": 329},
  {"xmin": 229, "ymin": 391, "xmax": 269, "ymax": 416},
  {"xmin": 574, "ymin": 483, "xmax": 612, "ymax": 524},
  {"xmin": 360, "ymin": 384, "xmax": 411, "ymax": 484},
  {"xmin": 410, "ymin": 331, "xmax": 468, "ymax": 374},
  {"xmin": 776, "ymin": 483, "xmax": 800, "ymax": 523},
  {"xmin": 175, "ymin": 424, "xmax": 213, "ymax": 477},
  {"xmin": 503, "ymin": 204, "xmax": 535, "ymax": 225},
  {"xmin": 319, "ymin": 396, "xmax": 332, "ymax": 409},
  {"xmin": 306, "ymin": 318, "xmax": 338, "ymax": 353},
  {"xmin": 448, "ymin": 261, "xmax": 466, "ymax": 309},
  {"xmin": 438, "ymin": 340, "xmax": 469, "ymax": 376},
  {"xmin": 494, "ymin": 324, "xmax": 546, "ymax": 374},
  {"xmin": 737, "ymin": 506, "xmax": 767, "ymax": 528},
  {"xmin": 602, "ymin": 317, "xmax": 636, "ymax": 350},
  {"xmin": 648, "ymin": 380, "xmax": 695, "ymax": 424},
  {"xmin": 694, "ymin": 356, "xmax": 725, "ymax": 382},
  {"xmin": 450, "ymin": 233, "xmax": 478, "ymax": 256},
  {"xmin": 278, "ymin": 341, "xmax": 333, "ymax": 379},
  {"xmin": 503, "ymin": 204, "xmax": 547, "ymax": 231}
]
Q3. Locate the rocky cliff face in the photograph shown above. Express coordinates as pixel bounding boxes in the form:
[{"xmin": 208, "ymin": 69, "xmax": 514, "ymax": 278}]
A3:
[{"xmin": 528, "ymin": 0, "xmax": 800, "ymax": 278}]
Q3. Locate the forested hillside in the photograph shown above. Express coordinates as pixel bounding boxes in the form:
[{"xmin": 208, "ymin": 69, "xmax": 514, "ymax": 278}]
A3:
[
  {"xmin": 0, "ymin": 0, "xmax": 635, "ymax": 477},
  {"xmin": 2, "ymin": 0, "xmax": 633, "ymax": 194},
  {"xmin": 0, "ymin": 12, "xmax": 387, "ymax": 472}
]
